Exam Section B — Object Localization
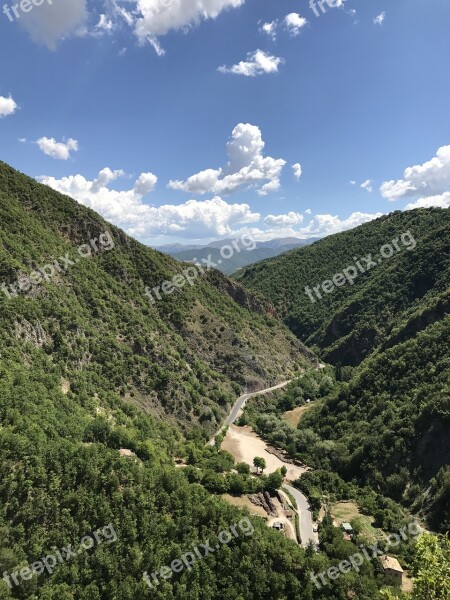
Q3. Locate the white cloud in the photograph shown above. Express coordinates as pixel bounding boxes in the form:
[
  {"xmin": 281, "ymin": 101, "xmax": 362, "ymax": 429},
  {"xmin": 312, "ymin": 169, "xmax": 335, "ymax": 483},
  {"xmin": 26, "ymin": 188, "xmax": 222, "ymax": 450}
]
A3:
[
  {"xmin": 134, "ymin": 172, "xmax": 158, "ymax": 195},
  {"xmin": 115, "ymin": 0, "xmax": 244, "ymax": 53},
  {"xmin": 19, "ymin": 0, "xmax": 87, "ymax": 49},
  {"xmin": 260, "ymin": 20, "xmax": 277, "ymax": 40},
  {"xmin": 299, "ymin": 211, "xmax": 383, "ymax": 237},
  {"xmin": 38, "ymin": 167, "xmax": 385, "ymax": 244},
  {"xmin": 361, "ymin": 179, "xmax": 373, "ymax": 193},
  {"xmin": 168, "ymin": 123, "xmax": 286, "ymax": 196},
  {"xmin": 264, "ymin": 212, "xmax": 304, "ymax": 227},
  {"xmin": 292, "ymin": 163, "xmax": 302, "ymax": 181},
  {"xmin": 96, "ymin": 14, "xmax": 115, "ymax": 32},
  {"xmin": 404, "ymin": 192, "xmax": 450, "ymax": 211},
  {"xmin": 218, "ymin": 50, "xmax": 284, "ymax": 77},
  {"xmin": 235, "ymin": 211, "xmax": 383, "ymax": 243},
  {"xmin": 380, "ymin": 145, "xmax": 450, "ymax": 201},
  {"xmin": 39, "ymin": 168, "xmax": 259, "ymax": 240},
  {"xmin": 0, "ymin": 95, "xmax": 17, "ymax": 118},
  {"xmin": 36, "ymin": 137, "xmax": 79, "ymax": 160},
  {"xmin": 374, "ymin": 11, "xmax": 386, "ymax": 25},
  {"xmin": 284, "ymin": 13, "xmax": 308, "ymax": 36},
  {"xmin": 305, "ymin": 208, "xmax": 312, "ymax": 215},
  {"xmin": 349, "ymin": 180, "xmax": 356, "ymax": 185}
]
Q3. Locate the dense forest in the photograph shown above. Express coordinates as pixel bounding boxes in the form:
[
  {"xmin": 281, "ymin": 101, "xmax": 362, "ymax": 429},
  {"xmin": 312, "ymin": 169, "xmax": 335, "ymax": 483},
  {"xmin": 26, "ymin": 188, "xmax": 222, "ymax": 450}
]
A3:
[
  {"xmin": 238, "ymin": 211, "xmax": 450, "ymax": 532},
  {"xmin": 1, "ymin": 162, "xmax": 449, "ymax": 598}
]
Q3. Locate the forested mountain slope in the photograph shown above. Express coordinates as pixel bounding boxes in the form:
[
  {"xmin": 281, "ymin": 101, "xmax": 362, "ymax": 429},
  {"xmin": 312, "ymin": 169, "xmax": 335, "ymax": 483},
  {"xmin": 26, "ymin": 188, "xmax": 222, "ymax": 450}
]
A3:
[
  {"xmin": 238, "ymin": 209, "xmax": 450, "ymax": 532},
  {"xmin": 237, "ymin": 208, "xmax": 450, "ymax": 365},
  {"xmin": 0, "ymin": 161, "xmax": 315, "ymax": 432},
  {"xmin": 0, "ymin": 162, "xmax": 330, "ymax": 599}
]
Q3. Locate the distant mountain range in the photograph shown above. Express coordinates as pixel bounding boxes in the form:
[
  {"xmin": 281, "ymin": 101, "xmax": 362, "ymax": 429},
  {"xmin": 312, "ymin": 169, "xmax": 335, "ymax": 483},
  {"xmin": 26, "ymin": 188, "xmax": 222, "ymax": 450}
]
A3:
[{"xmin": 155, "ymin": 237, "xmax": 319, "ymax": 275}]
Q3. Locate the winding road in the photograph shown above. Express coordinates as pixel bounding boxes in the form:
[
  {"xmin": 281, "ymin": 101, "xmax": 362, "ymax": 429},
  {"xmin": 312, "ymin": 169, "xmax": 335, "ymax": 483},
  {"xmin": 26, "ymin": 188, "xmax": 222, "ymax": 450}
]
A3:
[
  {"xmin": 208, "ymin": 380, "xmax": 290, "ymax": 445},
  {"xmin": 284, "ymin": 483, "xmax": 318, "ymax": 548},
  {"xmin": 213, "ymin": 377, "xmax": 321, "ymax": 549}
]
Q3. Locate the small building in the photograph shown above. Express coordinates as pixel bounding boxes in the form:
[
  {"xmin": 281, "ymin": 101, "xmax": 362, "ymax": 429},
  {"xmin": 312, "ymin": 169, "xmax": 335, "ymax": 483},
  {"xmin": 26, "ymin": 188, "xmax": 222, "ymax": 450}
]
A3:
[
  {"xmin": 381, "ymin": 555, "xmax": 403, "ymax": 587},
  {"xmin": 341, "ymin": 522, "xmax": 353, "ymax": 535}
]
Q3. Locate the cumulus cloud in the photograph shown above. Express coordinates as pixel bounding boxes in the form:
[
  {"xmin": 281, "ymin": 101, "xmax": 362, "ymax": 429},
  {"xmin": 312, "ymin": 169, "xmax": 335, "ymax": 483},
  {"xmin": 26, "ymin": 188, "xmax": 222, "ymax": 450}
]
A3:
[
  {"xmin": 236, "ymin": 211, "xmax": 382, "ymax": 243},
  {"xmin": 168, "ymin": 123, "xmax": 286, "ymax": 196},
  {"xmin": 264, "ymin": 212, "xmax": 303, "ymax": 227},
  {"xmin": 39, "ymin": 168, "xmax": 259, "ymax": 240},
  {"xmin": 218, "ymin": 50, "xmax": 284, "ymax": 77},
  {"xmin": 299, "ymin": 211, "xmax": 383, "ymax": 237},
  {"xmin": 134, "ymin": 172, "xmax": 158, "ymax": 195},
  {"xmin": 0, "ymin": 95, "xmax": 17, "ymax": 118},
  {"xmin": 292, "ymin": 163, "xmax": 302, "ymax": 181},
  {"xmin": 259, "ymin": 20, "xmax": 277, "ymax": 40},
  {"xmin": 361, "ymin": 179, "xmax": 373, "ymax": 193},
  {"xmin": 111, "ymin": 0, "xmax": 244, "ymax": 53},
  {"xmin": 284, "ymin": 13, "xmax": 308, "ymax": 36},
  {"xmin": 35, "ymin": 137, "xmax": 79, "ymax": 160},
  {"xmin": 38, "ymin": 166, "xmax": 385, "ymax": 243},
  {"xmin": 374, "ymin": 11, "xmax": 386, "ymax": 25},
  {"xmin": 404, "ymin": 192, "xmax": 450, "ymax": 211},
  {"xmin": 19, "ymin": 0, "xmax": 88, "ymax": 49},
  {"xmin": 380, "ymin": 145, "xmax": 450, "ymax": 203}
]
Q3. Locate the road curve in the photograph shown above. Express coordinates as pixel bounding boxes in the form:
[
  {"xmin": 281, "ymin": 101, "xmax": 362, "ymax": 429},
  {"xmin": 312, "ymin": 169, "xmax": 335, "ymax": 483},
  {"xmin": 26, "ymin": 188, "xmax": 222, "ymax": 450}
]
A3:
[
  {"xmin": 284, "ymin": 483, "xmax": 319, "ymax": 548},
  {"xmin": 208, "ymin": 381, "xmax": 290, "ymax": 445}
]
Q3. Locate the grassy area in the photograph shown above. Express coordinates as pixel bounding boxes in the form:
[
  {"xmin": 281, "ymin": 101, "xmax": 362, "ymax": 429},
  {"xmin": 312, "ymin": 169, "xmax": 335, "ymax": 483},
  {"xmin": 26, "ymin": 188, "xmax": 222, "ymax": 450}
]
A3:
[
  {"xmin": 283, "ymin": 400, "xmax": 323, "ymax": 428},
  {"xmin": 331, "ymin": 501, "xmax": 384, "ymax": 543}
]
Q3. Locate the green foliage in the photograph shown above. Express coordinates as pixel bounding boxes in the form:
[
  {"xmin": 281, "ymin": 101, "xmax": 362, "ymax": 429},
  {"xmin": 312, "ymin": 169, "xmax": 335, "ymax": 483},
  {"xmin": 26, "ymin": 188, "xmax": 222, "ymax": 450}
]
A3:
[{"xmin": 239, "ymin": 208, "xmax": 450, "ymax": 531}]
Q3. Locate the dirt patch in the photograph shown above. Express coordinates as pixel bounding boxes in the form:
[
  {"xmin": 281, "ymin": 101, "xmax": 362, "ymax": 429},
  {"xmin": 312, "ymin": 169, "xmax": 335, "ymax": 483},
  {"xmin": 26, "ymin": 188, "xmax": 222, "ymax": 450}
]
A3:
[
  {"xmin": 221, "ymin": 494, "xmax": 268, "ymax": 518},
  {"xmin": 222, "ymin": 425, "xmax": 307, "ymax": 481}
]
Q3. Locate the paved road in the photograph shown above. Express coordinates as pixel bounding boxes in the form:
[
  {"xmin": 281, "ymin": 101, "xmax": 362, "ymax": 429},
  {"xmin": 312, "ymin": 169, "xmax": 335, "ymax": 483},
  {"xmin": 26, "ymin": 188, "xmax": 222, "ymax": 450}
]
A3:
[
  {"xmin": 208, "ymin": 381, "xmax": 290, "ymax": 445},
  {"xmin": 211, "ymin": 368, "xmax": 324, "ymax": 550},
  {"xmin": 284, "ymin": 483, "xmax": 319, "ymax": 548}
]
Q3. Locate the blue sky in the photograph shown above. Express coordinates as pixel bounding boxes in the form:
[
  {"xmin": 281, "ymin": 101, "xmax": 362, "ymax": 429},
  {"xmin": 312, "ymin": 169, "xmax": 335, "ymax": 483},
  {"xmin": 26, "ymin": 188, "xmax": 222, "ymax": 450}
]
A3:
[{"xmin": 1, "ymin": 0, "xmax": 450, "ymax": 245}]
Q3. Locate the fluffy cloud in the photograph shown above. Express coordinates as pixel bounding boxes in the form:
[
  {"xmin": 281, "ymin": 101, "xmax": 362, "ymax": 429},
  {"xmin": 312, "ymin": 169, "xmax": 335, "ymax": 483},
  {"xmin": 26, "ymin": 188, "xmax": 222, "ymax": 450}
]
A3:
[
  {"xmin": 110, "ymin": 0, "xmax": 244, "ymax": 53},
  {"xmin": 259, "ymin": 13, "xmax": 307, "ymax": 40},
  {"xmin": 19, "ymin": 0, "xmax": 87, "ymax": 49},
  {"xmin": 292, "ymin": 163, "xmax": 302, "ymax": 181},
  {"xmin": 264, "ymin": 212, "xmax": 303, "ymax": 227},
  {"xmin": 404, "ymin": 193, "xmax": 450, "ymax": 211},
  {"xmin": 374, "ymin": 11, "xmax": 386, "ymax": 25},
  {"xmin": 36, "ymin": 137, "xmax": 79, "ymax": 160},
  {"xmin": 299, "ymin": 211, "xmax": 383, "ymax": 237},
  {"xmin": 361, "ymin": 179, "xmax": 373, "ymax": 193},
  {"xmin": 38, "ymin": 167, "xmax": 384, "ymax": 243},
  {"xmin": 39, "ymin": 168, "xmax": 259, "ymax": 240},
  {"xmin": 0, "ymin": 95, "xmax": 17, "ymax": 118},
  {"xmin": 380, "ymin": 145, "xmax": 450, "ymax": 202},
  {"xmin": 218, "ymin": 50, "xmax": 284, "ymax": 77},
  {"xmin": 284, "ymin": 13, "xmax": 308, "ymax": 36},
  {"xmin": 169, "ymin": 123, "xmax": 286, "ymax": 196},
  {"xmin": 259, "ymin": 20, "xmax": 277, "ymax": 40},
  {"xmin": 236, "ymin": 211, "xmax": 382, "ymax": 243}
]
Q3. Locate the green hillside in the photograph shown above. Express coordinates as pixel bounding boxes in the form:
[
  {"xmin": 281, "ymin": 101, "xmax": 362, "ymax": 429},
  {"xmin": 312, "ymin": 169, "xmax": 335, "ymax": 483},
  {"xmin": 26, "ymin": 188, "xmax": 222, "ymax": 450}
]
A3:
[
  {"xmin": 237, "ymin": 209, "xmax": 450, "ymax": 365},
  {"xmin": 0, "ymin": 161, "xmax": 315, "ymax": 433},
  {"xmin": 0, "ymin": 162, "xmax": 329, "ymax": 599},
  {"xmin": 238, "ymin": 209, "xmax": 450, "ymax": 532}
]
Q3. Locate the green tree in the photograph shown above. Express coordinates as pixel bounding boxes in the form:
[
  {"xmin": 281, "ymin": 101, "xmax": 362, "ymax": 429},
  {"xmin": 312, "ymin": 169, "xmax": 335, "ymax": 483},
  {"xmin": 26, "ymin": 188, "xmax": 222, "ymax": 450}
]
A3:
[{"xmin": 253, "ymin": 456, "xmax": 266, "ymax": 474}]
